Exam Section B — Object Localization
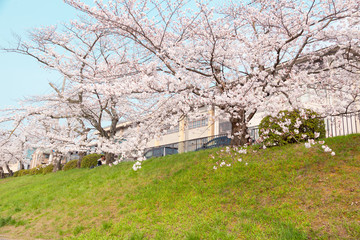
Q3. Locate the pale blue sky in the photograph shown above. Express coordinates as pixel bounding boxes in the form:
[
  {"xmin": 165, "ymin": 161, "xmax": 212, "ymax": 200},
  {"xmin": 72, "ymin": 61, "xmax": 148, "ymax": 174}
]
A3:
[{"xmin": 0, "ymin": 0, "xmax": 79, "ymax": 109}]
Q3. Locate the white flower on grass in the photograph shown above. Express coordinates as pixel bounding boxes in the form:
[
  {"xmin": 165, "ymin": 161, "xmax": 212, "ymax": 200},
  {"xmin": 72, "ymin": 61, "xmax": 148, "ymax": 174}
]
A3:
[
  {"xmin": 305, "ymin": 142, "xmax": 311, "ymax": 148},
  {"xmin": 294, "ymin": 129, "xmax": 299, "ymax": 134},
  {"xmin": 213, "ymin": 166, "xmax": 217, "ymax": 170},
  {"xmin": 331, "ymin": 152, "xmax": 336, "ymax": 156},
  {"xmin": 238, "ymin": 148, "xmax": 247, "ymax": 154},
  {"xmin": 245, "ymin": 162, "xmax": 248, "ymax": 166},
  {"xmin": 132, "ymin": 161, "xmax": 142, "ymax": 171},
  {"xmin": 238, "ymin": 158, "xmax": 242, "ymax": 162},
  {"xmin": 324, "ymin": 147, "xmax": 332, "ymax": 152},
  {"xmin": 132, "ymin": 165, "xmax": 138, "ymax": 171},
  {"xmin": 220, "ymin": 161, "xmax": 226, "ymax": 167},
  {"xmin": 226, "ymin": 147, "xmax": 230, "ymax": 153},
  {"xmin": 314, "ymin": 132, "xmax": 320, "ymax": 138},
  {"xmin": 226, "ymin": 163, "xmax": 231, "ymax": 167},
  {"xmin": 262, "ymin": 145, "xmax": 267, "ymax": 149},
  {"xmin": 318, "ymin": 141, "xmax": 325, "ymax": 145},
  {"xmin": 302, "ymin": 134, "xmax": 307, "ymax": 139}
]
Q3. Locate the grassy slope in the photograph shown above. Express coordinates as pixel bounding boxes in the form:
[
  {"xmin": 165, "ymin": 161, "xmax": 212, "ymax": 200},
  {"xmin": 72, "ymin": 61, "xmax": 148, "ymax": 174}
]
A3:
[{"xmin": 0, "ymin": 134, "xmax": 359, "ymax": 240}]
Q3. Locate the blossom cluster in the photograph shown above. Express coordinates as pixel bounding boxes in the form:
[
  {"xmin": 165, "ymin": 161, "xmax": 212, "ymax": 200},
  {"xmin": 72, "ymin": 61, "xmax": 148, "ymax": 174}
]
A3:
[
  {"xmin": 211, "ymin": 146, "xmax": 249, "ymax": 170},
  {"xmin": 303, "ymin": 133, "xmax": 335, "ymax": 156}
]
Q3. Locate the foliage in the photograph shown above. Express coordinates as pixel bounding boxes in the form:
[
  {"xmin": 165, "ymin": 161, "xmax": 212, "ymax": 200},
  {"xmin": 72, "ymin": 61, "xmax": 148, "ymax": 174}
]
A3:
[
  {"xmin": 63, "ymin": 160, "xmax": 78, "ymax": 171},
  {"xmin": 42, "ymin": 164, "xmax": 54, "ymax": 174},
  {"xmin": 13, "ymin": 171, "xmax": 21, "ymax": 177},
  {"xmin": 28, "ymin": 167, "xmax": 43, "ymax": 175},
  {"xmin": 259, "ymin": 109, "xmax": 326, "ymax": 146},
  {"xmin": 14, "ymin": 169, "xmax": 31, "ymax": 177},
  {"xmin": 81, "ymin": 154, "xmax": 101, "ymax": 168}
]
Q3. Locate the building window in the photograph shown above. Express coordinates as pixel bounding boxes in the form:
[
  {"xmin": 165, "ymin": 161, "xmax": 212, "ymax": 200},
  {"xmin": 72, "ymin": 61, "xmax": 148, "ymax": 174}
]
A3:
[
  {"xmin": 166, "ymin": 124, "xmax": 179, "ymax": 134},
  {"xmin": 188, "ymin": 118, "xmax": 208, "ymax": 129}
]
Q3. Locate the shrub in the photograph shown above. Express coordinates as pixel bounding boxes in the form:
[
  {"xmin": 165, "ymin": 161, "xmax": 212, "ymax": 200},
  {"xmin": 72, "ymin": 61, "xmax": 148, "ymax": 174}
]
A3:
[
  {"xmin": 19, "ymin": 169, "xmax": 30, "ymax": 176},
  {"xmin": 13, "ymin": 169, "xmax": 31, "ymax": 177},
  {"xmin": 259, "ymin": 109, "xmax": 326, "ymax": 146},
  {"xmin": 29, "ymin": 167, "xmax": 43, "ymax": 175},
  {"xmin": 63, "ymin": 160, "xmax": 78, "ymax": 171},
  {"xmin": 42, "ymin": 164, "xmax": 54, "ymax": 174},
  {"xmin": 13, "ymin": 171, "xmax": 20, "ymax": 177},
  {"xmin": 81, "ymin": 153, "xmax": 101, "ymax": 168}
]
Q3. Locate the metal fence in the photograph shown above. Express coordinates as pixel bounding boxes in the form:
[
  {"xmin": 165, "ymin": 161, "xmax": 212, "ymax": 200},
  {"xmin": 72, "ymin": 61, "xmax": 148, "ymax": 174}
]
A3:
[
  {"xmin": 242, "ymin": 113, "xmax": 360, "ymax": 140},
  {"xmin": 325, "ymin": 112, "xmax": 360, "ymax": 137},
  {"xmin": 147, "ymin": 112, "xmax": 360, "ymax": 155},
  {"xmin": 245, "ymin": 113, "xmax": 360, "ymax": 140}
]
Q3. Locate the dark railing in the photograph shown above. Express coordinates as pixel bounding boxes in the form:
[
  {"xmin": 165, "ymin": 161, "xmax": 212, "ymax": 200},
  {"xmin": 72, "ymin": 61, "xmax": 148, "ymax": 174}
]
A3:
[{"xmin": 149, "ymin": 133, "xmax": 228, "ymax": 154}]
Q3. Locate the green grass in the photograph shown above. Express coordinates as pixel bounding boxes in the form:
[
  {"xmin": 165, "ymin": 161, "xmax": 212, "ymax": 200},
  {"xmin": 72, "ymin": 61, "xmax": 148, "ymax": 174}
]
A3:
[{"xmin": 0, "ymin": 134, "xmax": 359, "ymax": 239}]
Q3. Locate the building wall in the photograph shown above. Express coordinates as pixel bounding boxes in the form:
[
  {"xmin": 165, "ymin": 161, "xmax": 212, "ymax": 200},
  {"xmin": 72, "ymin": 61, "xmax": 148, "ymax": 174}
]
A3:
[
  {"xmin": 147, "ymin": 132, "xmax": 179, "ymax": 148},
  {"xmin": 30, "ymin": 149, "xmax": 53, "ymax": 169},
  {"xmin": 2, "ymin": 163, "xmax": 19, "ymax": 174}
]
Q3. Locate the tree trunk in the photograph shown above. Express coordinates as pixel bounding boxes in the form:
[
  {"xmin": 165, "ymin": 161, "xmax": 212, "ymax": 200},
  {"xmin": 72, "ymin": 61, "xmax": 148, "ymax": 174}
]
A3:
[
  {"xmin": 105, "ymin": 152, "xmax": 115, "ymax": 164},
  {"xmin": 4, "ymin": 163, "xmax": 13, "ymax": 177},
  {"xmin": 0, "ymin": 167, "xmax": 4, "ymax": 179},
  {"xmin": 77, "ymin": 152, "xmax": 85, "ymax": 168},
  {"xmin": 230, "ymin": 109, "xmax": 249, "ymax": 146},
  {"xmin": 52, "ymin": 153, "xmax": 62, "ymax": 172},
  {"xmin": 19, "ymin": 161, "xmax": 25, "ymax": 170}
]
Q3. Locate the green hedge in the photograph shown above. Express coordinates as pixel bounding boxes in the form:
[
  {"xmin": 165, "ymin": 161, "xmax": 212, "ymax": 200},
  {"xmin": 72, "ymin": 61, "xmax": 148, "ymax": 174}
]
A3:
[
  {"xmin": 13, "ymin": 164, "xmax": 57, "ymax": 177},
  {"xmin": 15, "ymin": 168, "xmax": 43, "ymax": 177},
  {"xmin": 259, "ymin": 109, "xmax": 326, "ymax": 146},
  {"xmin": 29, "ymin": 167, "xmax": 43, "ymax": 175},
  {"xmin": 63, "ymin": 160, "xmax": 78, "ymax": 171},
  {"xmin": 13, "ymin": 170, "xmax": 27, "ymax": 177},
  {"xmin": 81, "ymin": 153, "xmax": 101, "ymax": 168},
  {"xmin": 42, "ymin": 164, "xmax": 54, "ymax": 174}
]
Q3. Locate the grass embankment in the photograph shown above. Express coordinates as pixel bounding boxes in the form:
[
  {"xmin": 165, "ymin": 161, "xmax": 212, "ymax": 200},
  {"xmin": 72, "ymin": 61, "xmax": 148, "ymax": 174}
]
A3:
[{"xmin": 0, "ymin": 135, "xmax": 359, "ymax": 239}]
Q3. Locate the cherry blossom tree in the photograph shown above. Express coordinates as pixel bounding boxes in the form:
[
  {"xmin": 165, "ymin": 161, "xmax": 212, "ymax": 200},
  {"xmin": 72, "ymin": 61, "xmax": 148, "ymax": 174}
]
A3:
[
  {"xmin": 1, "ymin": 0, "xmax": 359, "ymax": 169},
  {"xmin": 0, "ymin": 107, "xmax": 90, "ymax": 172},
  {"xmin": 0, "ymin": 127, "xmax": 30, "ymax": 176},
  {"xmin": 2, "ymin": 20, "xmax": 161, "ymax": 163},
  {"xmin": 64, "ymin": 0, "xmax": 360, "ymax": 146}
]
